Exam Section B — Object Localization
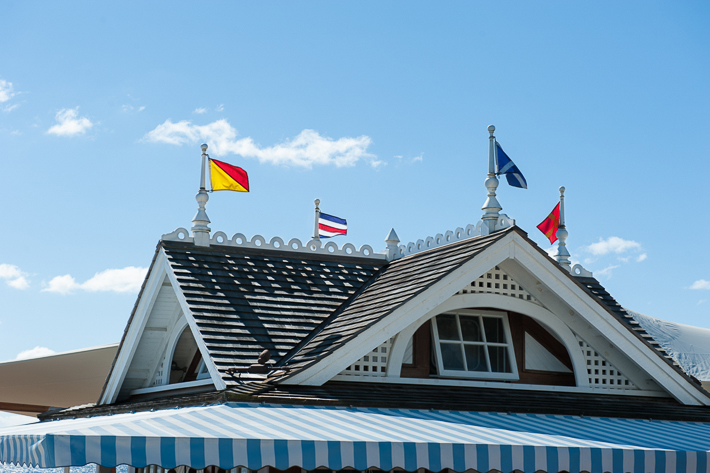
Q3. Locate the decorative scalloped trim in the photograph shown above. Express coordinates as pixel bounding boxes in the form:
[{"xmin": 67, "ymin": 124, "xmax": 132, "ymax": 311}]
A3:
[
  {"xmin": 396, "ymin": 215, "xmax": 515, "ymax": 259},
  {"xmin": 161, "ymin": 227, "xmax": 194, "ymax": 243},
  {"xmin": 160, "ymin": 228, "xmax": 385, "ymax": 259},
  {"xmin": 570, "ymin": 264, "xmax": 593, "ymax": 278}
]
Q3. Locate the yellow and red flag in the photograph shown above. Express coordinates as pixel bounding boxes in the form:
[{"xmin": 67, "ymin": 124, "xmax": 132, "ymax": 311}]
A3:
[
  {"xmin": 209, "ymin": 158, "xmax": 249, "ymax": 192},
  {"xmin": 537, "ymin": 202, "xmax": 560, "ymax": 244}
]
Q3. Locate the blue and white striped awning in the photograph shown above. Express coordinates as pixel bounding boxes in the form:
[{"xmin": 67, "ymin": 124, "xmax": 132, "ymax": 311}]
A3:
[{"xmin": 1, "ymin": 403, "xmax": 709, "ymax": 472}]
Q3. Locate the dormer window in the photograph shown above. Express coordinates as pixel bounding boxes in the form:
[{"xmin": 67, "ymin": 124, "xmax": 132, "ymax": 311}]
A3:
[{"xmin": 431, "ymin": 309, "xmax": 518, "ymax": 380}]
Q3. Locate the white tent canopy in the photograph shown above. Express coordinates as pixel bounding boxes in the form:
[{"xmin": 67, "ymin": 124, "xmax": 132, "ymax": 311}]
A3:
[{"xmin": 629, "ymin": 310, "xmax": 710, "ymax": 383}]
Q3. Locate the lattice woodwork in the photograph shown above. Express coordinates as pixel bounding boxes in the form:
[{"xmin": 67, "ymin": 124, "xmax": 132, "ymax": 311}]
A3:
[
  {"xmin": 576, "ymin": 336, "xmax": 637, "ymax": 390},
  {"xmin": 340, "ymin": 338, "xmax": 393, "ymax": 377},
  {"xmin": 456, "ymin": 266, "xmax": 539, "ymax": 305}
]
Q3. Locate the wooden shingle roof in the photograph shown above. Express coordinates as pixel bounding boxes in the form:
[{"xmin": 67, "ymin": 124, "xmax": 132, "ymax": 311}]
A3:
[
  {"xmin": 277, "ymin": 228, "xmax": 514, "ymax": 374},
  {"xmin": 161, "ymin": 241, "xmax": 385, "ymax": 381}
]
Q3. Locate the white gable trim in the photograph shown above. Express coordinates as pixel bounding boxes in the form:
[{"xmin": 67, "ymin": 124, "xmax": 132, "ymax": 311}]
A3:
[
  {"xmin": 497, "ymin": 239, "xmax": 709, "ymax": 405},
  {"xmin": 161, "ymin": 318, "xmax": 191, "ymax": 384},
  {"xmin": 162, "ymin": 248, "xmax": 227, "ymax": 392},
  {"xmin": 143, "ymin": 301, "xmax": 184, "ymax": 387},
  {"xmin": 282, "ymin": 231, "xmax": 709, "ymax": 406},
  {"xmin": 386, "ymin": 293, "xmax": 589, "ymax": 387},
  {"xmin": 100, "ymin": 253, "xmax": 170, "ymax": 404},
  {"xmin": 100, "ymin": 249, "xmax": 225, "ymax": 405}
]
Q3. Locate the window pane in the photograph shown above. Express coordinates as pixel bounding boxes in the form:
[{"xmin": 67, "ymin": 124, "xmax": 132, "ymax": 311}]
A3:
[
  {"xmin": 488, "ymin": 346, "xmax": 511, "ymax": 372},
  {"xmin": 464, "ymin": 345, "xmax": 488, "ymax": 372},
  {"xmin": 483, "ymin": 317, "xmax": 506, "ymax": 343},
  {"xmin": 441, "ymin": 343, "xmax": 465, "ymax": 370},
  {"xmin": 437, "ymin": 314, "xmax": 460, "ymax": 340},
  {"xmin": 459, "ymin": 315, "xmax": 483, "ymax": 341}
]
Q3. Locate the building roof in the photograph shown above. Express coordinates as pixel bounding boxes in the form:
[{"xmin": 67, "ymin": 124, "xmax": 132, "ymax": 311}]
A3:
[
  {"xmin": 40, "ymin": 378, "xmax": 710, "ymax": 423},
  {"xmin": 0, "ymin": 344, "xmax": 118, "ymax": 416},
  {"xmin": 161, "ymin": 240, "xmax": 385, "ymax": 381},
  {"xmin": 278, "ymin": 228, "xmax": 513, "ymax": 375},
  {"xmin": 97, "ymin": 224, "xmax": 710, "ymax": 412}
]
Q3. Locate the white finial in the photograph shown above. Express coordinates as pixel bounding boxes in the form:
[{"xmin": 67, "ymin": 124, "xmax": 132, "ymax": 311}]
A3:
[
  {"xmin": 480, "ymin": 125, "xmax": 501, "ymax": 235},
  {"xmin": 384, "ymin": 228, "xmax": 400, "ymax": 260},
  {"xmin": 192, "ymin": 144, "xmax": 211, "ymax": 247},
  {"xmin": 312, "ymin": 199, "xmax": 321, "ymax": 240},
  {"xmin": 554, "ymin": 186, "xmax": 571, "ymax": 268}
]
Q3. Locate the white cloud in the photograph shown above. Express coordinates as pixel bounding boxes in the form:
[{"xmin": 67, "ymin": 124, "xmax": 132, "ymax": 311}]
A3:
[
  {"xmin": 216, "ymin": 104, "xmax": 224, "ymax": 112},
  {"xmin": 585, "ymin": 236, "xmax": 641, "ymax": 256},
  {"xmin": 7, "ymin": 276, "xmax": 29, "ymax": 290},
  {"xmin": 0, "ymin": 79, "xmax": 15, "ymax": 103},
  {"xmin": 121, "ymin": 104, "xmax": 145, "ymax": 113},
  {"xmin": 0, "ymin": 263, "xmax": 30, "ymax": 290},
  {"xmin": 596, "ymin": 264, "xmax": 620, "ymax": 278},
  {"xmin": 370, "ymin": 159, "xmax": 386, "ymax": 169},
  {"xmin": 47, "ymin": 107, "xmax": 93, "ymax": 136},
  {"xmin": 44, "ymin": 266, "xmax": 147, "ymax": 294},
  {"xmin": 412, "ymin": 155, "xmax": 423, "ymax": 163},
  {"xmin": 3, "ymin": 103, "xmax": 19, "ymax": 113},
  {"xmin": 144, "ymin": 119, "xmax": 376, "ymax": 168},
  {"xmin": 0, "ymin": 264, "xmax": 23, "ymax": 280},
  {"xmin": 636, "ymin": 253, "xmax": 647, "ymax": 262},
  {"xmin": 690, "ymin": 279, "xmax": 710, "ymax": 290},
  {"xmin": 15, "ymin": 346, "xmax": 56, "ymax": 360},
  {"xmin": 44, "ymin": 274, "xmax": 78, "ymax": 294},
  {"xmin": 194, "ymin": 107, "xmax": 207, "ymax": 114}
]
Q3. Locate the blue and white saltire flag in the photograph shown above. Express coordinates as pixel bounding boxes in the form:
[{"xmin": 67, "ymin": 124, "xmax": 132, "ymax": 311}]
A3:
[
  {"xmin": 318, "ymin": 213, "xmax": 347, "ymax": 238},
  {"xmin": 496, "ymin": 141, "xmax": 528, "ymax": 189}
]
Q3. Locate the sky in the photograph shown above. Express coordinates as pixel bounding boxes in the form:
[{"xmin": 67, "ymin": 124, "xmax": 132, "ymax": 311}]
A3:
[{"xmin": 0, "ymin": 1, "xmax": 709, "ymax": 422}]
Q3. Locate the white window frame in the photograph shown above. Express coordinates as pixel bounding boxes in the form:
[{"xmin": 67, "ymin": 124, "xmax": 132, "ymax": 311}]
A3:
[{"xmin": 431, "ymin": 308, "xmax": 519, "ymax": 381}]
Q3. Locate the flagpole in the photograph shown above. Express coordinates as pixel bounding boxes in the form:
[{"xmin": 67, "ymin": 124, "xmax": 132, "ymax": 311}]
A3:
[
  {"xmin": 480, "ymin": 125, "xmax": 502, "ymax": 235},
  {"xmin": 554, "ymin": 186, "xmax": 571, "ymax": 268},
  {"xmin": 313, "ymin": 199, "xmax": 321, "ymax": 240},
  {"xmin": 191, "ymin": 143, "xmax": 211, "ymax": 247},
  {"xmin": 200, "ymin": 144, "xmax": 207, "ymax": 191}
]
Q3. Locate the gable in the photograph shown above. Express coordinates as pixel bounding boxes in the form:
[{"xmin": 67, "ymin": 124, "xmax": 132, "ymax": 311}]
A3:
[
  {"xmin": 117, "ymin": 280, "xmax": 183, "ymax": 398},
  {"xmin": 277, "ymin": 227, "xmax": 709, "ymax": 406},
  {"xmin": 335, "ymin": 265, "xmax": 643, "ymax": 392},
  {"xmin": 100, "ymin": 249, "xmax": 223, "ymax": 404}
]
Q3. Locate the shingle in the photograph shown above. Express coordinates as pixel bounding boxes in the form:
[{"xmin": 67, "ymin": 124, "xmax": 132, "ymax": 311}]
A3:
[
  {"xmin": 161, "ymin": 241, "xmax": 385, "ymax": 382},
  {"xmin": 277, "ymin": 228, "xmax": 514, "ymax": 375}
]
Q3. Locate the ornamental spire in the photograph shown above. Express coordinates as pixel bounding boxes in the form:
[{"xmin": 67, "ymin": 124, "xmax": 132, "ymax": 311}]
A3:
[
  {"xmin": 480, "ymin": 125, "xmax": 502, "ymax": 235},
  {"xmin": 553, "ymin": 186, "xmax": 571, "ymax": 268},
  {"xmin": 191, "ymin": 143, "xmax": 211, "ymax": 247},
  {"xmin": 312, "ymin": 199, "xmax": 321, "ymax": 240}
]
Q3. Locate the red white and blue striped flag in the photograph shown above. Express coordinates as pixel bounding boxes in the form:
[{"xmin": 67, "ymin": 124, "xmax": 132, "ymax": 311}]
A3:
[{"xmin": 318, "ymin": 213, "xmax": 347, "ymax": 238}]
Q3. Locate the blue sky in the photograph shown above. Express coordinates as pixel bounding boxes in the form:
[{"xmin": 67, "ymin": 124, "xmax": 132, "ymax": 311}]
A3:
[{"xmin": 0, "ymin": 1, "xmax": 709, "ymax": 375}]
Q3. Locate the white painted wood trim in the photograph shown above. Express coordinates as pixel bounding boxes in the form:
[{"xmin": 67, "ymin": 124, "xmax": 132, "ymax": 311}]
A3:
[
  {"xmin": 283, "ymin": 233, "xmax": 515, "ymax": 385},
  {"xmin": 500, "ymin": 234, "xmax": 709, "ymax": 405},
  {"xmin": 328, "ymin": 373, "xmax": 670, "ymax": 398},
  {"xmin": 163, "ymin": 253, "xmax": 227, "ymax": 392},
  {"xmin": 162, "ymin": 318, "xmax": 190, "ymax": 386},
  {"xmin": 387, "ymin": 293, "xmax": 589, "ymax": 387},
  {"xmin": 100, "ymin": 253, "xmax": 170, "ymax": 405},
  {"xmin": 129, "ymin": 378, "xmax": 213, "ymax": 396},
  {"xmin": 144, "ymin": 302, "xmax": 184, "ymax": 388}
]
